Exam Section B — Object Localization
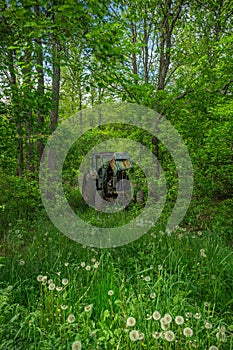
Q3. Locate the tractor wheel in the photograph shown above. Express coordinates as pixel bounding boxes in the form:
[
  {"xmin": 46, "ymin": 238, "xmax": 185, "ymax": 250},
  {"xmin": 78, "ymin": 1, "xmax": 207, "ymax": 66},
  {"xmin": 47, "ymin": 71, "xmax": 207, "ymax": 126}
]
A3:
[
  {"xmin": 136, "ymin": 190, "xmax": 144, "ymax": 204},
  {"xmin": 82, "ymin": 170, "xmax": 96, "ymax": 207},
  {"xmin": 95, "ymin": 190, "xmax": 105, "ymax": 211}
]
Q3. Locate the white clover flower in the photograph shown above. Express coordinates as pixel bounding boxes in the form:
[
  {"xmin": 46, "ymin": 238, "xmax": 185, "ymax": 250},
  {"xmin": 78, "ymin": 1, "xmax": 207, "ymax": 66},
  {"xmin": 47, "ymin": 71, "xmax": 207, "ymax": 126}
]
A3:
[
  {"xmin": 175, "ymin": 315, "xmax": 184, "ymax": 325},
  {"xmin": 61, "ymin": 305, "xmax": 68, "ymax": 310},
  {"xmin": 84, "ymin": 304, "xmax": 92, "ymax": 312},
  {"xmin": 72, "ymin": 340, "xmax": 82, "ymax": 350},
  {"xmin": 163, "ymin": 313, "xmax": 172, "ymax": 324},
  {"xmin": 197, "ymin": 231, "xmax": 202, "ymax": 236},
  {"xmin": 126, "ymin": 317, "xmax": 136, "ymax": 327},
  {"xmin": 152, "ymin": 331, "xmax": 160, "ymax": 339},
  {"xmin": 150, "ymin": 293, "xmax": 156, "ymax": 299},
  {"xmin": 158, "ymin": 265, "xmax": 163, "ymax": 271},
  {"xmin": 185, "ymin": 312, "xmax": 192, "ymax": 318},
  {"xmin": 67, "ymin": 314, "xmax": 75, "ymax": 323},
  {"xmin": 218, "ymin": 325, "xmax": 226, "ymax": 333},
  {"xmin": 164, "ymin": 330, "xmax": 175, "ymax": 342},
  {"xmin": 129, "ymin": 330, "xmax": 139, "ymax": 341},
  {"xmin": 183, "ymin": 327, "xmax": 193, "ymax": 337},
  {"xmin": 56, "ymin": 286, "xmax": 63, "ymax": 292},
  {"xmin": 19, "ymin": 260, "xmax": 25, "ymax": 266},
  {"xmin": 108, "ymin": 290, "xmax": 114, "ymax": 296},
  {"xmin": 161, "ymin": 322, "xmax": 169, "ymax": 331},
  {"xmin": 152, "ymin": 311, "xmax": 161, "ymax": 320},
  {"xmin": 91, "ymin": 258, "xmax": 96, "ymax": 263},
  {"xmin": 146, "ymin": 314, "xmax": 152, "ymax": 320},
  {"xmin": 80, "ymin": 262, "xmax": 85, "ymax": 267},
  {"xmin": 37, "ymin": 275, "xmax": 43, "ymax": 282},
  {"xmin": 85, "ymin": 265, "xmax": 91, "ymax": 271},
  {"xmin": 48, "ymin": 279, "xmax": 53, "ymax": 284},
  {"xmin": 205, "ymin": 321, "xmax": 212, "ymax": 329},
  {"xmin": 204, "ymin": 302, "xmax": 210, "ymax": 308},
  {"xmin": 144, "ymin": 276, "xmax": 150, "ymax": 282},
  {"xmin": 62, "ymin": 278, "xmax": 68, "ymax": 285},
  {"xmin": 48, "ymin": 283, "xmax": 56, "ymax": 291},
  {"xmin": 64, "ymin": 262, "xmax": 69, "ymax": 267},
  {"xmin": 209, "ymin": 346, "xmax": 218, "ymax": 350}
]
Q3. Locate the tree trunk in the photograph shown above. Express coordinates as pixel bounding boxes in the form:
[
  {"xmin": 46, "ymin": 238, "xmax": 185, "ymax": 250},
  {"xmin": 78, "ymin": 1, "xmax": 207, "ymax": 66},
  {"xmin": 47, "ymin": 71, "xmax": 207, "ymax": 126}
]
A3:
[{"xmin": 50, "ymin": 41, "xmax": 61, "ymax": 133}]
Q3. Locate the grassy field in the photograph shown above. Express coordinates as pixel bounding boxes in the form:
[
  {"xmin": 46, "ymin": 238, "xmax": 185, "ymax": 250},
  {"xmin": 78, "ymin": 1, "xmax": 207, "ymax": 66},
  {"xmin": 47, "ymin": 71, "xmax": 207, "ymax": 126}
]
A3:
[{"xmin": 0, "ymin": 196, "xmax": 233, "ymax": 350}]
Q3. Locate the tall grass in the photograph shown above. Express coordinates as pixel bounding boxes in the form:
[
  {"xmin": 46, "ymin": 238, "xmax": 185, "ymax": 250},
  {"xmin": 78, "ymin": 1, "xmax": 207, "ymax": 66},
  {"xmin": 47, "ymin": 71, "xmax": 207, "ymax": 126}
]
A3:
[{"xmin": 0, "ymin": 198, "xmax": 232, "ymax": 349}]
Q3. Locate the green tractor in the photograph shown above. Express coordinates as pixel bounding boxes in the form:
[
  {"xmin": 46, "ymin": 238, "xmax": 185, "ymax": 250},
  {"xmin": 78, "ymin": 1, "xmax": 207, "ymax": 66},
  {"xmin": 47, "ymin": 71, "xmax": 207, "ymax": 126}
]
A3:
[{"xmin": 82, "ymin": 152, "xmax": 143, "ymax": 210}]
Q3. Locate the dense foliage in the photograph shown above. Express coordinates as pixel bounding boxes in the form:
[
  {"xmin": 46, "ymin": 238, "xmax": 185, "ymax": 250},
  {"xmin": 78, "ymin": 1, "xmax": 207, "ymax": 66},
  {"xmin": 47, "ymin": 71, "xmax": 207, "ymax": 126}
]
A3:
[{"xmin": 0, "ymin": 0, "xmax": 232, "ymax": 349}]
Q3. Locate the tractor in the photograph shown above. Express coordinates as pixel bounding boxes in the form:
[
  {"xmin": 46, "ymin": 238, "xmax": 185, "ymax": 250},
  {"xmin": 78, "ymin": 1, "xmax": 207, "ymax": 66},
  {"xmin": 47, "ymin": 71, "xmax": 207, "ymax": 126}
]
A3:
[{"xmin": 82, "ymin": 152, "xmax": 143, "ymax": 210}]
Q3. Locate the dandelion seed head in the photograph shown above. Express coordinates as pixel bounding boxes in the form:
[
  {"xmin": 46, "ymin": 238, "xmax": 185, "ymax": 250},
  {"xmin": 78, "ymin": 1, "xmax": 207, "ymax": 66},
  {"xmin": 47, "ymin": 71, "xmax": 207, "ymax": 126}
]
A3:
[
  {"xmin": 62, "ymin": 278, "xmax": 68, "ymax": 285},
  {"xmin": 37, "ymin": 275, "xmax": 43, "ymax": 282},
  {"xmin": 205, "ymin": 321, "xmax": 212, "ymax": 329},
  {"xmin": 129, "ymin": 330, "xmax": 139, "ymax": 341},
  {"xmin": 72, "ymin": 340, "xmax": 82, "ymax": 350},
  {"xmin": 152, "ymin": 311, "xmax": 161, "ymax": 320},
  {"xmin": 84, "ymin": 304, "xmax": 92, "ymax": 312},
  {"xmin": 48, "ymin": 283, "xmax": 56, "ymax": 290},
  {"xmin": 152, "ymin": 331, "xmax": 160, "ymax": 339},
  {"xmin": 164, "ymin": 330, "xmax": 175, "ymax": 342},
  {"xmin": 144, "ymin": 275, "xmax": 151, "ymax": 282},
  {"xmin": 126, "ymin": 317, "xmax": 136, "ymax": 327},
  {"xmin": 67, "ymin": 314, "xmax": 75, "ymax": 323},
  {"xmin": 163, "ymin": 313, "xmax": 172, "ymax": 324},
  {"xmin": 175, "ymin": 315, "xmax": 184, "ymax": 325},
  {"xmin": 183, "ymin": 327, "xmax": 193, "ymax": 337}
]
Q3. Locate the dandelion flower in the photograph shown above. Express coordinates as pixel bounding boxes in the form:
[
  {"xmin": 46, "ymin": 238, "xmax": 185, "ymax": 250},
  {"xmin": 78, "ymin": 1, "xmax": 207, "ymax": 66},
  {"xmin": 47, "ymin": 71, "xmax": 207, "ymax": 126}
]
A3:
[
  {"xmin": 48, "ymin": 283, "xmax": 56, "ymax": 291},
  {"xmin": 84, "ymin": 304, "xmax": 92, "ymax": 312},
  {"xmin": 108, "ymin": 290, "xmax": 114, "ymax": 296},
  {"xmin": 183, "ymin": 327, "xmax": 193, "ymax": 337},
  {"xmin": 129, "ymin": 330, "xmax": 139, "ymax": 341},
  {"xmin": 72, "ymin": 340, "xmax": 82, "ymax": 350},
  {"xmin": 152, "ymin": 311, "xmax": 161, "ymax": 320},
  {"xmin": 62, "ymin": 278, "xmax": 68, "ymax": 285},
  {"xmin": 67, "ymin": 314, "xmax": 75, "ymax": 323},
  {"xmin": 126, "ymin": 317, "xmax": 136, "ymax": 327},
  {"xmin": 152, "ymin": 331, "xmax": 160, "ymax": 339},
  {"xmin": 144, "ymin": 276, "xmax": 150, "ymax": 282},
  {"xmin": 205, "ymin": 321, "xmax": 212, "ymax": 329},
  {"xmin": 163, "ymin": 313, "xmax": 172, "ymax": 324},
  {"xmin": 175, "ymin": 315, "xmax": 184, "ymax": 325},
  {"xmin": 164, "ymin": 330, "xmax": 175, "ymax": 342}
]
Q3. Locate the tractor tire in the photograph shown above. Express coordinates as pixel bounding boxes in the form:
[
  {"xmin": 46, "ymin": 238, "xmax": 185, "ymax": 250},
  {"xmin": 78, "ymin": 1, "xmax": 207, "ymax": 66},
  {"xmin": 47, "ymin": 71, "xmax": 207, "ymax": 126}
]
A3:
[
  {"xmin": 82, "ymin": 170, "xmax": 96, "ymax": 207},
  {"xmin": 95, "ymin": 190, "xmax": 105, "ymax": 211},
  {"xmin": 136, "ymin": 190, "xmax": 144, "ymax": 204}
]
